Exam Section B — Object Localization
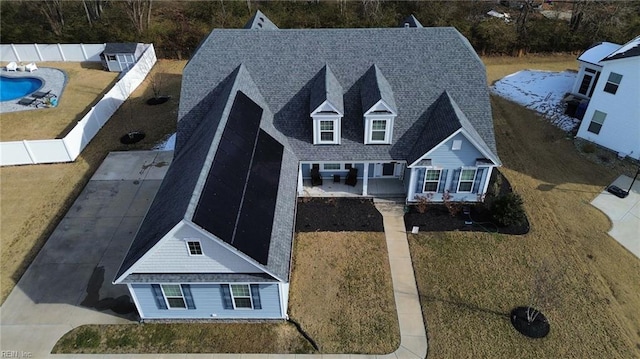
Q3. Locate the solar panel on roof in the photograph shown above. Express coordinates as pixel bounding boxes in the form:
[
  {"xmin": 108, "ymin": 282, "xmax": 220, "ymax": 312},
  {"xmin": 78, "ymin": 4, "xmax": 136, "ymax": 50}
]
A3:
[
  {"xmin": 234, "ymin": 130, "xmax": 284, "ymax": 264},
  {"xmin": 193, "ymin": 91, "xmax": 263, "ymax": 242}
]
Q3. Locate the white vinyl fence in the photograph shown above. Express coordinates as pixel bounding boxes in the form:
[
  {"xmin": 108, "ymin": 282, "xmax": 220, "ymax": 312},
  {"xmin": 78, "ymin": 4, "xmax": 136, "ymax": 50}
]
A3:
[
  {"xmin": 0, "ymin": 44, "xmax": 156, "ymax": 166},
  {"xmin": 0, "ymin": 43, "xmax": 106, "ymax": 62}
]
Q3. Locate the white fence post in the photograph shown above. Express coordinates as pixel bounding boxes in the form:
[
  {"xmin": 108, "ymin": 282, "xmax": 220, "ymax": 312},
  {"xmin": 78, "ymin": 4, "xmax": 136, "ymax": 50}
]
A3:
[
  {"xmin": 57, "ymin": 43, "xmax": 66, "ymax": 61},
  {"xmin": 34, "ymin": 43, "xmax": 44, "ymax": 61},
  {"xmin": 10, "ymin": 44, "xmax": 20, "ymax": 62}
]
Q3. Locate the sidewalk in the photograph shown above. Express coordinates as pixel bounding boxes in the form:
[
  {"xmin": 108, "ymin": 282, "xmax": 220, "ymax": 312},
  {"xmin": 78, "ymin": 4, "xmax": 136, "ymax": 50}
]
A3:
[{"xmin": 1, "ymin": 151, "xmax": 427, "ymax": 359}]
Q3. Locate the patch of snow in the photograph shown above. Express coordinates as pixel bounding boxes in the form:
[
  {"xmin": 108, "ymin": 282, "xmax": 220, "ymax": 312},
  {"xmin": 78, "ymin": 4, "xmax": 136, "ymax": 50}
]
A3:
[
  {"xmin": 578, "ymin": 42, "xmax": 620, "ymax": 64},
  {"xmin": 153, "ymin": 133, "xmax": 175, "ymax": 150},
  {"xmin": 604, "ymin": 35, "xmax": 640, "ymax": 59},
  {"xmin": 491, "ymin": 70, "xmax": 581, "ymax": 132}
]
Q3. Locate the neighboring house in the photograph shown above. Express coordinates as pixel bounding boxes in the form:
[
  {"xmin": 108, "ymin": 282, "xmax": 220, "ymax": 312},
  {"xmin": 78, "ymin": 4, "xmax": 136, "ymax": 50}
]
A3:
[
  {"xmin": 572, "ymin": 36, "xmax": 640, "ymax": 160},
  {"xmin": 114, "ymin": 11, "xmax": 501, "ymax": 320},
  {"xmin": 101, "ymin": 43, "xmax": 146, "ymax": 72}
]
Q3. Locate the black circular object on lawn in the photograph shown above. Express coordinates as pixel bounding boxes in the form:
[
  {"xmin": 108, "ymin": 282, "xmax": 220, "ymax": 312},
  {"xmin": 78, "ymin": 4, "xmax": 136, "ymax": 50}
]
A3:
[
  {"xmin": 120, "ymin": 131, "xmax": 146, "ymax": 144},
  {"xmin": 146, "ymin": 96, "xmax": 171, "ymax": 105},
  {"xmin": 511, "ymin": 306, "xmax": 550, "ymax": 338}
]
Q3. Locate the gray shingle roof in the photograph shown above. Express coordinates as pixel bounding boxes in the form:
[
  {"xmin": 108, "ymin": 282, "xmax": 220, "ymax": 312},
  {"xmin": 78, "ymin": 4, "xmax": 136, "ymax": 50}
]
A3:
[
  {"xmin": 309, "ymin": 64, "xmax": 344, "ymax": 114},
  {"xmin": 178, "ymin": 27, "xmax": 498, "ymax": 162},
  {"xmin": 121, "ymin": 273, "xmax": 278, "ymax": 284},
  {"xmin": 601, "ymin": 35, "xmax": 640, "ymax": 61},
  {"xmin": 360, "ymin": 64, "xmax": 397, "ymax": 114},
  {"xmin": 104, "ymin": 42, "xmax": 139, "ymax": 54},
  {"xmin": 115, "ymin": 64, "xmax": 297, "ymax": 283}
]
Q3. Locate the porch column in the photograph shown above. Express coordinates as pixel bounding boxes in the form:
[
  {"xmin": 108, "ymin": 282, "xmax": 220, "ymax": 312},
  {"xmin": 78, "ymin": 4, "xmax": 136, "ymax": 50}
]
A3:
[
  {"xmin": 362, "ymin": 163, "xmax": 369, "ymax": 196},
  {"xmin": 407, "ymin": 167, "xmax": 417, "ymax": 201},
  {"xmin": 297, "ymin": 163, "xmax": 303, "ymax": 196},
  {"xmin": 480, "ymin": 166, "xmax": 494, "ymax": 199}
]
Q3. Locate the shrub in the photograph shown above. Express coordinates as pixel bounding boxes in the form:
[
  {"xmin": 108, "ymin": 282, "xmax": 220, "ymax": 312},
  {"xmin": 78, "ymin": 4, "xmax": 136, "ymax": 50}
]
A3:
[
  {"xmin": 442, "ymin": 191, "xmax": 462, "ymax": 217},
  {"xmin": 415, "ymin": 193, "xmax": 433, "ymax": 213},
  {"xmin": 490, "ymin": 193, "xmax": 527, "ymax": 227}
]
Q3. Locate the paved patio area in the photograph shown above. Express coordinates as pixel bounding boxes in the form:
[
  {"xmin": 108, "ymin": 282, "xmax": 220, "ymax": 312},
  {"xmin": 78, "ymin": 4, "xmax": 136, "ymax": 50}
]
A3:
[{"xmin": 591, "ymin": 174, "xmax": 640, "ymax": 258}]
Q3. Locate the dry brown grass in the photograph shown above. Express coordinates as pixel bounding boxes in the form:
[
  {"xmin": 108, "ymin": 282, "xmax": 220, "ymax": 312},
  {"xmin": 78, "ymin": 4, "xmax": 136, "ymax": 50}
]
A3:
[
  {"xmin": 0, "ymin": 62, "xmax": 119, "ymax": 141},
  {"xmin": 410, "ymin": 93, "xmax": 640, "ymax": 358},
  {"xmin": 288, "ymin": 232, "xmax": 400, "ymax": 354},
  {"xmin": 0, "ymin": 60, "xmax": 184, "ymax": 304},
  {"xmin": 52, "ymin": 322, "xmax": 314, "ymax": 354},
  {"xmin": 482, "ymin": 53, "xmax": 579, "ymax": 84}
]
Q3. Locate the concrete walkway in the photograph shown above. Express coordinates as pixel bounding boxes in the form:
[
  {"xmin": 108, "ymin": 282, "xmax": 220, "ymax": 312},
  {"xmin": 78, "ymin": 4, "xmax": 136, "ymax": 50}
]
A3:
[
  {"xmin": 591, "ymin": 174, "xmax": 640, "ymax": 259},
  {"xmin": 1, "ymin": 151, "xmax": 427, "ymax": 359}
]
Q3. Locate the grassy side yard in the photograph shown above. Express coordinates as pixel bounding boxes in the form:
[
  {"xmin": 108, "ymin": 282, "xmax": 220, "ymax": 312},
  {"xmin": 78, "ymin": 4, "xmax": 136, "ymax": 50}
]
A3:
[
  {"xmin": 54, "ymin": 231, "xmax": 398, "ymax": 354},
  {"xmin": 410, "ymin": 93, "xmax": 640, "ymax": 358},
  {"xmin": 0, "ymin": 62, "xmax": 119, "ymax": 141},
  {"xmin": 52, "ymin": 322, "xmax": 313, "ymax": 354},
  {"xmin": 0, "ymin": 60, "xmax": 183, "ymax": 304}
]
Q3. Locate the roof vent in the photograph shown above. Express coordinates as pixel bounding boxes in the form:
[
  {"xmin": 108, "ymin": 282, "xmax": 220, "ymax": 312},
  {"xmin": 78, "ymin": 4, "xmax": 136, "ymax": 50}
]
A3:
[
  {"xmin": 259, "ymin": 17, "xmax": 264, "ymax": 21},
  {"xmin": 404, "ymin": 23, "xmax": 410, "ymax": 28},
  {"xmin": 258, "ymin": 23, "xmax": 262, "ymax": 28}
]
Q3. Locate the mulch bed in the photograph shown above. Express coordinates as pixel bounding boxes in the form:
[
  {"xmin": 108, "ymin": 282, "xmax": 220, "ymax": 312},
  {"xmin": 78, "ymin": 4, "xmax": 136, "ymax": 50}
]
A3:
[
  {"xmin": 295, "ymin": 197, "xmax": 384, "ymax": 232},
  {"xmin": 404, "ymin": 169, "xmax": 530, "ymax": 235}
]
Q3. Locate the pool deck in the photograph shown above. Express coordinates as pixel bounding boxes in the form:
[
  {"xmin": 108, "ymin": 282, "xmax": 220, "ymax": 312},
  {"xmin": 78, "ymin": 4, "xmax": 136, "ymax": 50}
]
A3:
[{"xmin": 0, "ymin": 67, "xmax": 67, "ymax": 113}]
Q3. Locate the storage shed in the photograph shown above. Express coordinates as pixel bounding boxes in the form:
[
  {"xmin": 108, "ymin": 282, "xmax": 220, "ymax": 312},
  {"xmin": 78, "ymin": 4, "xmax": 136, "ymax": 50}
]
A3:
[{"xmin": 101, "ymin": 43, "xmax": 146, "ymax": 72}]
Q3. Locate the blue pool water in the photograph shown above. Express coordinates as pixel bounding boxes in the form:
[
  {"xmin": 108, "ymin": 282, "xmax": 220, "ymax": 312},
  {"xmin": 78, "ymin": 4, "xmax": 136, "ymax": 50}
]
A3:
[{"xmin": 0, "ymin": 76, "xmax": 43, "ymax": 101}]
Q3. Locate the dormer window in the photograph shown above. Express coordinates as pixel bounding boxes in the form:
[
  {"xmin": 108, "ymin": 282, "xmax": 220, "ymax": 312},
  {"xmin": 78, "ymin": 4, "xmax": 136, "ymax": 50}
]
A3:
[
  {"xmin": 360, "ymin": 65, "xmax": 397, "ymax": 145},
  {"xmin": 313, "ymin": 115, "xmax": 340, "ymax": 144},
  {"xmin": 310, "ymin": 65, "xmax": 344, "ymax": 145}
]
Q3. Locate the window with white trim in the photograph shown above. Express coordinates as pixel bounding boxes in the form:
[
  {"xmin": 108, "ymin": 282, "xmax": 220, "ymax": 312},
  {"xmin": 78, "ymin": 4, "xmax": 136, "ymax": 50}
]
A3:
[
  {"xmin": 161, "ymin": 284, "xmax": 186, "ymax": 309},
  {"xmin": 457, "ymin": 168, "xmax": 477, "ymax": 192},
  {"xmin": 423, "ymin": 169, "xmax": 441, "ymax": 192},
  {"xmin": 186, "ymin": 241, "xmax": 202, "ymax": 256},
  {"xmin": 603, "ymin": 72, "xmax": 622, "ymax": 94},
  {"xmin": 320, "ymin": 121, "xmax": 335, "ymax": 142},
  {"xmin": 230, "ymin": 284, "xmax": 252, "ymax": 309},
  {"xmin": 322, "ymin": 163, "xmax": 341, "ymax": 171},
  {"xmin": 371, "ymin": 119, "xmax": 388, "ymax": 142},
  {"xmin": 587, "ymin": 110, "xmax": 606, "ymax": 134}
]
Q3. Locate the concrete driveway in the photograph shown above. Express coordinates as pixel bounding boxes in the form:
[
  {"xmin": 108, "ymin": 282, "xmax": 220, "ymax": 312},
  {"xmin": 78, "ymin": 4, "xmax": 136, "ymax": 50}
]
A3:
[
  {"xmin": 0, "ymin": 151, "xmax": 172, "ymax": 357},
  {"xmin": 591, "ymin": 174, "xmax": 640, "ymax": 259}
]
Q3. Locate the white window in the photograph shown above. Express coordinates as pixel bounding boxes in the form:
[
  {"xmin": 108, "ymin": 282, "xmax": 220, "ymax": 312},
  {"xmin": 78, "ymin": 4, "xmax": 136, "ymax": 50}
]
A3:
[
  {"xmin": 452, "ymin": 140, "xmax": 462, "ymax": 150},
  {"xmin": 371, "ymin": 119, "xmax": 388, "ymax": 142},
  {"xmin": 423, "ymin": 169, "xmax": 441, "ymax": 192},
  {"xmin": 587, "ymin": 110, "xmax": 606, "ymax": 134},
  {"xmin": 230, "ymin": 284, "xmax": 253, "ymax": 309},
  {"xmin": 106, "ymin": 54, "xmax": 116, "ymax": 61},
  {"xmin": 186, "ymin": 240, "xmax": 202, "ymax": 256},
  {"xmin": 320, "ymin": 121, "xmax": 335, "ymax": 142},
  {"xmin": 457, "ymin": 168, "xmax": 477, "ymax": 193},
  {"xmin": 313, "ymin": 117, "xmax": 340, "ymax": 145},
  {"xmin": 161, "ymin": 284, "xmax": 186, "ymax": 309},
  {"xmin": 323, "ymin": 163, "xmax": 341, "ymax": 171},
  {"xmin": 603, "ymin": 72, "xmax": 622, "ymax": 94}
]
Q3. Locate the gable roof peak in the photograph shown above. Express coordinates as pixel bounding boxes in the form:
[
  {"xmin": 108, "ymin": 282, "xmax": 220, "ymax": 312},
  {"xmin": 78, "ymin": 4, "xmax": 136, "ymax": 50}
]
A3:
[
  {"xmin": 360, "ymin": 64, "xmax": 397, "ymax": 114},
  {"xmin": 401, "ymin": 14, "xmax": 423, "ymax": 28},
  {"xmin": 310, "ymin": 64, "xmax": 344, "ymax": 115},
  {"xmin": 243, "ymin": 10, "xmax": 279, "ymax": 30}
]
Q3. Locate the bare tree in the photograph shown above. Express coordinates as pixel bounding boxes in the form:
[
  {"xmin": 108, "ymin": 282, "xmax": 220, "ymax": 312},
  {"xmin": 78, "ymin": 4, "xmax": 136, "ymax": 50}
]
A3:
[
  {"xmin": 29, "ymin": 0, "xmax": 65, "ymax": 36},
  {"xmin": 123, "ymin": 0, "xmax": 153, "ymax": 36},
  {"xmin": 82, "ymin": 0, "xmax": 108, "ymax": 27}
]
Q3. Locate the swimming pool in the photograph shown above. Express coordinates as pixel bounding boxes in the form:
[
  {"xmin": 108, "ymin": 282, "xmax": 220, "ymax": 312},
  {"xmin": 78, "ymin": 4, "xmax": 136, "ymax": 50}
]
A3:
[{"xmin": 0, "ymin": 76, "xmax": 43, "ymax": 101}]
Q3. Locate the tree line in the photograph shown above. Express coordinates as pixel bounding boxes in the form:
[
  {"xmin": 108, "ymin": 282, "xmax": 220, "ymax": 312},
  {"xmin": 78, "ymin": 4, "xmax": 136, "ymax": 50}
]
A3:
[{"xmin": 1, "ymin": 1, "xmax": 638, "ymax": 59}]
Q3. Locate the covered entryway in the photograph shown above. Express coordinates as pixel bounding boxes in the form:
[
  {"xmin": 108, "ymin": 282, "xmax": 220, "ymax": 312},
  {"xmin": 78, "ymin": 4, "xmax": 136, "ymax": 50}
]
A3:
[{"xmin": 298, "ymin": 161, "xmax": 406, "ymax": 198}]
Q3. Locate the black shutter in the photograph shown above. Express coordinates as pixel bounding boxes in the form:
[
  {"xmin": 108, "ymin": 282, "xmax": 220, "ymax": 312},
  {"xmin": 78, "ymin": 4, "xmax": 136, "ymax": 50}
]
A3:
[
  {"xmin": 250, "ymin": 284, "xmax": 262, "ymax": 310},
  {"xmin": 220, "ymin": 284, "xmax": 233, "ymax": 309},
  {"xmin": 438, "ymin": 169, "xmax": 448, "ymax": 193},
  {"xmin": 182, "ymin": 284, "xmax": 196, "ymax": 309},
  {"xmin": 472, "ymin": 168, "xmax": 485, "ymax": 194},
  {"xmin": 415, "ymin": 168, "xmax": 425, "ymax": 193},
  {"xmin": 151, "ymin": 284, "xmax": 167, "ymax": 310},
  {"xmin": 449, "ymin": 169, "xmax": 461, "ymax": 193}
]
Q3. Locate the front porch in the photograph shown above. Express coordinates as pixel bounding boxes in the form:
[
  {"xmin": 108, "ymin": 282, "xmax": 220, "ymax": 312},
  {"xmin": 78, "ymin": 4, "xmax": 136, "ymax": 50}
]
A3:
[{"xmin": 300, "ymin": 178, "xmax": 405, "ymax": 198}]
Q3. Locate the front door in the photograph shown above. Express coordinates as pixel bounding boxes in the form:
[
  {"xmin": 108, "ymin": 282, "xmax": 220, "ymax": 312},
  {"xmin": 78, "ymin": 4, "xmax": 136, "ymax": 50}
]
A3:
[{"xmin": 374, "ymin": 162, "xmax": 401, "ymax": 177}]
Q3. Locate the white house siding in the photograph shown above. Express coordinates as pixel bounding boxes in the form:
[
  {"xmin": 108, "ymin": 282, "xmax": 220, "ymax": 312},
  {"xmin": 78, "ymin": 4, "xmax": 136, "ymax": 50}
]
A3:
[
  {"xmin": 133, "ymin": 222, "xmax": 263, "ymax": 274},
  {"xmin": 131, "ymin": 283, "xmax": 284, "ymax": 319},
  {"xmin": 408, "ymin": 132, "xmax": 492, "ymax": 202},
  {"xmin": 576, "ymin": 57, "xmax": 640, "ymax": 160}
]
